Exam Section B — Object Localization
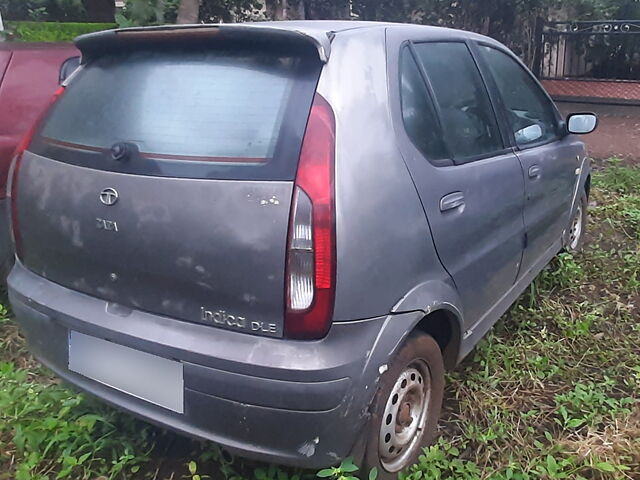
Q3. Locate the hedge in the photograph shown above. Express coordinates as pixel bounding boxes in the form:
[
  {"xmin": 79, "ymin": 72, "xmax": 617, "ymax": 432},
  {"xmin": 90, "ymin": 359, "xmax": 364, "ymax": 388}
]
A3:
[{"xmin": 4, "ymin": 21, "xmax": 116, "ymax": 42}]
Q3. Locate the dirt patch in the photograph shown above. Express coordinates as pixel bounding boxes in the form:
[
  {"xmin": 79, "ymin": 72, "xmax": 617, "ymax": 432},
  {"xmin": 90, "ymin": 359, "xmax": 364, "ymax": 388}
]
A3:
[{"xmin": 561, "ymin": 409, "xmax": 640, "ymax": 470}]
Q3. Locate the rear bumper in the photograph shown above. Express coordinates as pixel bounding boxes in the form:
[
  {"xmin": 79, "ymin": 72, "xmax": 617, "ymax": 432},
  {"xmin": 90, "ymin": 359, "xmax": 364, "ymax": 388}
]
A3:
[{"xmin": 8, "ymin": 261, "xmax": 414, "ymax": 468}]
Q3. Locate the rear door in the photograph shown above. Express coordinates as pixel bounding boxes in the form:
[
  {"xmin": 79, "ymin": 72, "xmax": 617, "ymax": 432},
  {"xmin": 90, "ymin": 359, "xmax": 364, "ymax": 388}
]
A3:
[
  {"xmin": 387, "ymin": 32, "xmax": 525, "ymax": 329},
  {"xmin": 16, "ymin": 43, "xmax": 321, "ymax": 338},
  {"xmin": 475, "ymin": 44, "xmax": 581, "ymax": 275}
]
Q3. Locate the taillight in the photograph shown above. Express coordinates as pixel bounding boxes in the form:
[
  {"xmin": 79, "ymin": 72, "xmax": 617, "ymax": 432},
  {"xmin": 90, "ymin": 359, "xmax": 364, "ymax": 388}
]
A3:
[
  {"xmin": 9, "ymin": 86, "xmax": 65, "ymax": 259},
  {"xmin": 285, "ymin": 94, "xmax": 336, "ymax": 340}
]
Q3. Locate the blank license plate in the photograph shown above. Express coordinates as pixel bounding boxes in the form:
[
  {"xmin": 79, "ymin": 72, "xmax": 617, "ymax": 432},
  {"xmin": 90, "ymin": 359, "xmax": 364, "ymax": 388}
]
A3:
[{"xmin": 69, "ymin": 331, "xmax": 184, "ymax": 413}]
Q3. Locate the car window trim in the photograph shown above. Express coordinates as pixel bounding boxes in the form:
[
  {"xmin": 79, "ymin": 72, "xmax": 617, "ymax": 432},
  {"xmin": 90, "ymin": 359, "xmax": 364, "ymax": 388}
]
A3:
[
  {"xmin": 467, "ymin": 40, "xmax": 517, "ymax": 149},
  {"xmin": 394, "ymin": 41, "xmax": 453, "ymax": 167},
  {"xmin": 405, "ymin": 42, "xmax": 453, "ymax": 161},
  {"xmin": 462, "ymin": 39, "xmax": 510, "ymax": 150},
  {"xmin": 410, "ymin": 39, "xmax": 508, "ymax": 165},
  {"xmin": 473, "ymin": 41, "xmax": 564, "ymax": 152}
]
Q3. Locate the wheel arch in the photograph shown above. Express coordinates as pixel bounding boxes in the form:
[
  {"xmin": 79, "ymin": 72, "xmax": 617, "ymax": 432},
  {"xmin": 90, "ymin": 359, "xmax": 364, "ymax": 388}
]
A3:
[
  {"xmin": 392, "ymin": 279, "xmax": 464, "ymax": 370},
  {"xmin": 413, "ymin": 309, "xmax": 461, "ymax": 370},
  {"xmin": 585, "ymin": 173, "xmax": 591, "ymax": 199}
]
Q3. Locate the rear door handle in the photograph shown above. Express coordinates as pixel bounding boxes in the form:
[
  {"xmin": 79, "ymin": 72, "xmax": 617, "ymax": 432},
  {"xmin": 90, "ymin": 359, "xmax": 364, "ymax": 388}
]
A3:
[
  {"xmin": 528, "ymin": 165, "xmax": 541, "ymax": 178},
  {"xmin": 440, "ymin": 192, "xmax": 465, "ymax": 212}
]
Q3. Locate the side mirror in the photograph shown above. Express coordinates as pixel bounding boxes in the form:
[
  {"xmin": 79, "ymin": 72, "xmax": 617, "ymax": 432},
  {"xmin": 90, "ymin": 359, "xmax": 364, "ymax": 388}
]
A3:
[
  {"xmin": 59, "ymin": 56, "xmax": 81, "ymax": 84},
  {"xmin": 514, "ymin": 124, "xmax": 543, "ymax": 144},
  {"xmin": 566, "ymin": 113, "xmax": 597, "ymax": 135}
]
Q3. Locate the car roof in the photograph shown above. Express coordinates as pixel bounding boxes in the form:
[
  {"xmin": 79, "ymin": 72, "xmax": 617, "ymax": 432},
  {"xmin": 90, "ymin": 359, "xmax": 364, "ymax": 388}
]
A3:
[
  {"xmin": 107, "ymin": 20, "xmax": 479, "ymax": 38},
  {"xmin": 176, "ymin": 20, "xmax": 494, "ymax": 41},
  {"xmin": 244, "ymin": 20, "xmax": 396, "ymax": 32},
  {"xmin": 75, "ymin": 21, "xmax": 499, "ymax": 64}
]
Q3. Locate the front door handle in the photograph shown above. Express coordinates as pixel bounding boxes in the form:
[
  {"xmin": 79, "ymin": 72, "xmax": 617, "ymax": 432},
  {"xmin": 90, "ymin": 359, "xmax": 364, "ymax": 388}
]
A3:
[
  {"xmin": 440, "ymin": 192, "xmax": 465, "ymax": 212},
  {"xmin": 528, "ymin": 165, "xmax": 541, "ymax": 178}
]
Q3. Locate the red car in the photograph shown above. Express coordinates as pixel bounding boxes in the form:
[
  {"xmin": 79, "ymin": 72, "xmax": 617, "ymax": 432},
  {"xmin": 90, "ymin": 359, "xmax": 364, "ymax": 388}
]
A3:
[{"xmin": 0, "ymin": 42, "xmax": 79, "ymax": 276}]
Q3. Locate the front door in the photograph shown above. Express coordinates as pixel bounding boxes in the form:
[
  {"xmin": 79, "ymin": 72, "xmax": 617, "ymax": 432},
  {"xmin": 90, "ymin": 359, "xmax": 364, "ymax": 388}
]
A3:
[
  {"xmin": 475, "ymin": 44, "xmax": 581, "ymax": 275},
  {"xmin": 388, "ymin": 34, "xmax": 526, "ymax": 328}
]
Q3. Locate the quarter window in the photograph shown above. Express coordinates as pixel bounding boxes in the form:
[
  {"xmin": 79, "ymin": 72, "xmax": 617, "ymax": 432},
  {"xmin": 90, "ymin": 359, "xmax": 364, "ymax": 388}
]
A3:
[
  {"xmin": 413, "ymin": 42, "xmax": 503, "ymax": 161},
  {"xmin": 478, "ymin": 45, "xmax": 559, "ymax": 147},
  {"xmin": 399, "ymin": 47, "xmax": 448, "ymax": 161}
]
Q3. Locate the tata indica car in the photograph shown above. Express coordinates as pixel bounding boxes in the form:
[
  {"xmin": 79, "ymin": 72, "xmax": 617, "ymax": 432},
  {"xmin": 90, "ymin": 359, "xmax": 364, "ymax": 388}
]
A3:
[{"xmin": 8, "ymin": 21, "xmax": 596, "ymax": 476}]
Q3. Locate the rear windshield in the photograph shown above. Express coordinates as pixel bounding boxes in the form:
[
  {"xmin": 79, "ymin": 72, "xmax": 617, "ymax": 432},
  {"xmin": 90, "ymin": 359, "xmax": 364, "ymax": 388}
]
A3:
[{"xmin": 32, "ymin": 47, "xmax": 321, "ymax": 180}]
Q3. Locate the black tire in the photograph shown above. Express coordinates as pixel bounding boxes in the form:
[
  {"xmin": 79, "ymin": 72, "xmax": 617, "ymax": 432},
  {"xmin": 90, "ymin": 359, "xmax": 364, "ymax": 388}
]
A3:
[
  {"xmin": 362, "ymin": 332, "xmax": 445, "ymax": 479},
  {"xmin": 567, "ymin": 190, "xmax": 588, "ymax": 252}
]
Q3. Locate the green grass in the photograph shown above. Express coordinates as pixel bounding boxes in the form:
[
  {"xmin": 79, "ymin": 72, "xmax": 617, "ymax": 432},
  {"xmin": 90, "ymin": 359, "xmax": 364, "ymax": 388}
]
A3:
[
  {"xmin": 1, "ymin": 161, "xmax": 639, "ymax": 480},
  {"xmin": 3, "ymin": 21, "xmax": 116, "ymax": 42}
]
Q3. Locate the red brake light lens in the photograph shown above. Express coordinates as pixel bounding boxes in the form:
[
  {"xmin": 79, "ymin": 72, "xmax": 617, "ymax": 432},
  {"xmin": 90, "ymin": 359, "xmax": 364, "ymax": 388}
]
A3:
[{"xmin": 284, "ymin": 93, "xmax": 336, "ymax": 340}]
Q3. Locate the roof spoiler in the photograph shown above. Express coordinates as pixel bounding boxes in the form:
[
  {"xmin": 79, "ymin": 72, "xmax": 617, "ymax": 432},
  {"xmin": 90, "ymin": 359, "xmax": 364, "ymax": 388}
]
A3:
[{"xmin": 75, "ymin": 24, "xmax": 331, "ymax": 63}]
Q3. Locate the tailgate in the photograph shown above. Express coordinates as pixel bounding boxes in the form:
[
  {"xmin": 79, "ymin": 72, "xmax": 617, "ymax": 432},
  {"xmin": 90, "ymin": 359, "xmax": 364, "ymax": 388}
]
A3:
[{"xmin": 16, "ymin": 41, "xmax": 322, "ymax": 338}]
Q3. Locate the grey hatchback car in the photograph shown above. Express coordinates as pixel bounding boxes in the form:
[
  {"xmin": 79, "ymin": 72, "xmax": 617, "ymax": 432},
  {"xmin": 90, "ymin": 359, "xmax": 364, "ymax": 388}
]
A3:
[{"xmin": 8, "ymin": 21, "xmax": 596, "ymax": 475}]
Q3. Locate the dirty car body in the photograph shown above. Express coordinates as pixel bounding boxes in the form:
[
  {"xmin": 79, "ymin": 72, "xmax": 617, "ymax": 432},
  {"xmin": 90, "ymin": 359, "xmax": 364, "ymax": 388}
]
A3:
[{"xmin": 8, "ymin": 22, "xmax": 593, "ymax": 469}]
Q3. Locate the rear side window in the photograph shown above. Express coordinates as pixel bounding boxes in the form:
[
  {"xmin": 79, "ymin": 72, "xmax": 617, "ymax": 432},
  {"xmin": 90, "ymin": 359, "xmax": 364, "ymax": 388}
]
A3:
[
  {"xmin": 413, "ymin": 42, "xmax": 503, "ymax": 162},
  {"xmin": 478, "ymin": 45, "xmax": 559, "ymax": 147},
  {"xmin": 32, "ymin": 47, "xmax": 321, "ymax": 180},
  {"xmin": 399, "ymin": 47, "xmax": 448, "ymax": 162}
]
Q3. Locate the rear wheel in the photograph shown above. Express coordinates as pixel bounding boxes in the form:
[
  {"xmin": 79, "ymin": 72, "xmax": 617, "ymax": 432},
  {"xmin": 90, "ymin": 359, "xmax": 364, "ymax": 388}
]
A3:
[{"xmin": 363, "ymin": 333, "xmax": 444, "ymax": 478}]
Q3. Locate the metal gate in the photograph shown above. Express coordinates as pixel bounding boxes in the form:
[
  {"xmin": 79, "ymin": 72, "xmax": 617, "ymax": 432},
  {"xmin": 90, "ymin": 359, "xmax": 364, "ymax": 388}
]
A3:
[{"xmin": 535, "ymin": 20, "xmax": 640, "ymax": 81}]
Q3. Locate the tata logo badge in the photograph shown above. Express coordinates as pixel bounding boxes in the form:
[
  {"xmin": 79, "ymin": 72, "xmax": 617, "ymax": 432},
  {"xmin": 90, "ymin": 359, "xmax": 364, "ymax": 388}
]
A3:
[{"xmin": 99, "ymin": 188, "xmax": 119, "ymax": 206}]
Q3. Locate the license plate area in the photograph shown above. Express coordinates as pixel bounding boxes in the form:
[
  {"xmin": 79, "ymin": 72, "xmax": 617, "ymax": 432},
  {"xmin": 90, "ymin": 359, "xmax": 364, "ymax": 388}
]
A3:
[{"xmin": 68, "ymin": 331, "xmax": 184, "ymax": 413}]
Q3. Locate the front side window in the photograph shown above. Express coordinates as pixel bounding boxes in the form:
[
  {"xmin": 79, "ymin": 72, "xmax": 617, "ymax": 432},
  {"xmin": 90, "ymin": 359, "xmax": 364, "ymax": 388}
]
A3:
[
  {"xmin": 399, "ymin": 47, "xmax": 448, "ymax": 161},
  {"xmin": 478, "ymin": 45, "xmax": 559, "ymax": 147},
  {"xmin": 413, "ymin": 42, "xmax": 503, "ymax": 161}
]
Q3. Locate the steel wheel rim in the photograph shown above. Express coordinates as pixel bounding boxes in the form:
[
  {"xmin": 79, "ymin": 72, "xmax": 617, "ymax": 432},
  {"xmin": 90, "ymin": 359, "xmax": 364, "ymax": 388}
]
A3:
[
  {"xmin": 379, "ymin": 360, "xmax": 431, "ymax": 472},
  {"xmin": 569, "ymin": 204, "xmax": 583, "ymax": 249}
]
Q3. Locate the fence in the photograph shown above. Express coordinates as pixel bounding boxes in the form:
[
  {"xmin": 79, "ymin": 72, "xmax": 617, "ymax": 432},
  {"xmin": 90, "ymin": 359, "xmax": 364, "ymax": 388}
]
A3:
[{"xmin": 535, "ymin": 20, "xmax": 640, "ymax": 81}]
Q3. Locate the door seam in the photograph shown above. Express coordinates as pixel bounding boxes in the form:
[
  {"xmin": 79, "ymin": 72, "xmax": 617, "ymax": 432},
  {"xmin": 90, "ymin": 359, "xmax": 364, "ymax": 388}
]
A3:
[{"xmin": 512, "ymin": 146, "xmax": 530, "ymax": 281}]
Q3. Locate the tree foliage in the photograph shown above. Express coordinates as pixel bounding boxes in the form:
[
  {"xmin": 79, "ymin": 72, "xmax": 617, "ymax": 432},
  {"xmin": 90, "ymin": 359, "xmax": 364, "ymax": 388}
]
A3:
[
  {"xmin": 9, "ymin": 0, "xmax": 636, "ymax": 58},
  {"xmin": 82, "ymin": 0, "xmax": 115, "ymax": 21},
  {"xmin": 112, "ymin": 0, "xmax": 640, "ymax": 34},
  {"xmin": 350, "ymin": 0, "xmax": 640, "ymax": 67},
  {"xmin": 115, "ymin": 0, "xmax": 166, "ymax": 25},
  {"xmin": 200, "ymin": 0, "xmax": 263, "ymax": 22},
  {"xmin": 0, "ymin": 0, "xmax": 85, "ymax": 21},
  {"xmin": 0, "ymin": 0, "xmax": 116, "ymax": 21}
]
